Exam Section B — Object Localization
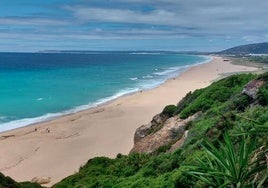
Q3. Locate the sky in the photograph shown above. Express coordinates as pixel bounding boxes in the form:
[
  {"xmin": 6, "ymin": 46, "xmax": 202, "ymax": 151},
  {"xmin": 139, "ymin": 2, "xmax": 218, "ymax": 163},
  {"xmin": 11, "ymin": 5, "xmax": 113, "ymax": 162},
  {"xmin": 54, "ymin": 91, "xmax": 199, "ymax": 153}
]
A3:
[{"xmin": 0, "ymin": 0, "xmax": 267, "ymax": 52}]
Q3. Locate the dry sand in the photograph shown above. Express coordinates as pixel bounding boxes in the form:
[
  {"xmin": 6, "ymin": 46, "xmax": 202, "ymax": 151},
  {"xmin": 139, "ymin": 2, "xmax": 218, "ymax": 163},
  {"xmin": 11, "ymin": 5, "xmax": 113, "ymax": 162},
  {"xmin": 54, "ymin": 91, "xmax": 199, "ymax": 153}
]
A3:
[{"xmin": 0, "ymin": 56, "xmax": 258, "ymax": 186}]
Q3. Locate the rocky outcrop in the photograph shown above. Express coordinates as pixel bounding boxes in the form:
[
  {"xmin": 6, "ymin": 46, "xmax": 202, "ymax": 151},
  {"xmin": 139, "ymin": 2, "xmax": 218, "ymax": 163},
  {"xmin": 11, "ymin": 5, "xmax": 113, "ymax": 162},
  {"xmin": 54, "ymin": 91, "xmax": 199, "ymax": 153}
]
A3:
[
  {"xmin": 169, "ymin": 130, "xmax": 188, "ymax": 152},
  {"xmin": 242, "ymin": 78, "xmax": 264, "ymax": 99},
  {"xmin": 134, "ymin": 113, "xmax": 169, "ymax": 143},
  {"xmin": 130, "ymin": 113, "xmax": 200, "ymax": 153},
  {"xmin": 31, "ymin": 176, "xmax": 51, "ymax": 184}
]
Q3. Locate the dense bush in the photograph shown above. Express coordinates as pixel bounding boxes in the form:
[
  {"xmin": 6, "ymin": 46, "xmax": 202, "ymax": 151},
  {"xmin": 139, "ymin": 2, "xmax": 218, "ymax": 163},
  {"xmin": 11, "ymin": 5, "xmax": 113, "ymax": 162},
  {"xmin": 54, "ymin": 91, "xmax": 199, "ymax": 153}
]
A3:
[
  {"xmin": 0, "ymin": 173, "xmax": 42, "ymax": 188},
  {"xmin": 179, "ymin": 74, "xmax": 256, "ymax": 119},
  {"xmin": 161, "ymin": 105, "xmax": 178, "ymax": 117},
  {"xmin": 258, "ymin": 85, "xmax": 268, "ymax": 105}
]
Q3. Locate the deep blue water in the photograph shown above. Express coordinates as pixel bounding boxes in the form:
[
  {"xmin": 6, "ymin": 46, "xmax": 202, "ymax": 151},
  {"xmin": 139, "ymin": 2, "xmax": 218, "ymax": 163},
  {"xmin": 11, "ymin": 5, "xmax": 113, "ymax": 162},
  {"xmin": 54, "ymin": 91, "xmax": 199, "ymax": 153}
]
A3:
[{"xmin": 0, "ymin": 52, "xmax": 210, "ymax": 131}]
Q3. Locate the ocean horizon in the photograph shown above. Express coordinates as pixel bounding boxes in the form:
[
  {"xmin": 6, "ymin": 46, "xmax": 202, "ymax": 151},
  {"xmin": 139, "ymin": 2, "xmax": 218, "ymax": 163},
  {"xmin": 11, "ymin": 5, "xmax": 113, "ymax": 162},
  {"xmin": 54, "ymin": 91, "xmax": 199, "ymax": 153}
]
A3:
[{"xmin": 0, "ymin": 52, "xmax": 210, "ymax": 132}]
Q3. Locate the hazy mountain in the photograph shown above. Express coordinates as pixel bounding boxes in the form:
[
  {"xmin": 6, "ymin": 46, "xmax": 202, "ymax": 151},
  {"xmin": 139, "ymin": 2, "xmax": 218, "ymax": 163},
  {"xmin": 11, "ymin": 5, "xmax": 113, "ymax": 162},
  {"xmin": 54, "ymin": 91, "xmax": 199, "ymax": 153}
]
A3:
[{"xmin": 218, "ymin": 42, "xmax": 268, "ymax": 55}]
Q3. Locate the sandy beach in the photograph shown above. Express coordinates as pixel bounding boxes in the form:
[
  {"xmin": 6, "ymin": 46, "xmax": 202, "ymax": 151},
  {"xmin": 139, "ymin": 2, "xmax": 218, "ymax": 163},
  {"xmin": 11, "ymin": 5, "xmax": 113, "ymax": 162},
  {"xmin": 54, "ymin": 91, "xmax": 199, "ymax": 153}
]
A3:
[{"xmin": 0, "ymin": 56, "xmax": 258, "ymax": 186}]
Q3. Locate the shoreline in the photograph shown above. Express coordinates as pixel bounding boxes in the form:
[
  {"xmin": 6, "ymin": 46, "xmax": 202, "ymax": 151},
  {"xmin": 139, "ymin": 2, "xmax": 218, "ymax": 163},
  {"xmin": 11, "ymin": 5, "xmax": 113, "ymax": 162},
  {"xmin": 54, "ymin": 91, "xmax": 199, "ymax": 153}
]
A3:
[
  {"xmin": 0, "ymin": 55, "xmax": 211, "ymax": 134},
  {"xmin": 0, "ymin": 56, "xmax": 259, "ymax": 186}
]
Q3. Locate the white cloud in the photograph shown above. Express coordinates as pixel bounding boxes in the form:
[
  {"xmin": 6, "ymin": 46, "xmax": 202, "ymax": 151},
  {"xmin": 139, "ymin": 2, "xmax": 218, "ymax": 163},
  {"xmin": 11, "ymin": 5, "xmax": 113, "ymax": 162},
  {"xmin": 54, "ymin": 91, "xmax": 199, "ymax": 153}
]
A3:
[
  {"xmin": 64, "ymin": 0, "xmax": 268, "ymax": 39},
  {"xmin": 65, "ymin": 6, "xmax": 184, "ymax": 26},
  {"xmin": 0, "ymin": 17, "xmax": 69, "ymax": 26},
  {"xmin": 1, "ymin": 0, "xmax": 268, "ymax": 51}
]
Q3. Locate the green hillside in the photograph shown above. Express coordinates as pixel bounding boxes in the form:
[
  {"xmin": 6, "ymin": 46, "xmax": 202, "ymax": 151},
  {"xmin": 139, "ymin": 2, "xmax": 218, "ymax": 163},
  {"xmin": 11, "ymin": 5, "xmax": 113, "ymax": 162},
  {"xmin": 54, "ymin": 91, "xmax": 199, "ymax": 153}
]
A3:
[
  {"xmin": 0, "ymin": 172, "xmax": 42, "ymax": 188},
  {"xmin": 53, "ymin": 73, "xmax": 268, "ymax": 188},
  {"xmin": 218, "ymin": 42, "xmax": 268, "ymax": 55}
]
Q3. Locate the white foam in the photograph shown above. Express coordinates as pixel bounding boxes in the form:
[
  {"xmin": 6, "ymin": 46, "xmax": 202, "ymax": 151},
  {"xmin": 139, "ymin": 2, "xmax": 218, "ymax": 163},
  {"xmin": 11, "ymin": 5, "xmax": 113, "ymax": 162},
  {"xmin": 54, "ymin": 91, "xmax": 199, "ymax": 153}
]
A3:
[
  {"xmin": 139, "ymin": 80, "xmax": 165, "ymax": 90},
  {"xmin": 153, "ymin": 67, "xmax": 180, "ymax": 76},
  {"xmin": 130, "ymin": 52, "xmax": 161, "ymax": 55},
  {"xmin": 37, "ymin": 98, "xmax": 43, "ymax": 101},
  {"xmin": 142, "ymin": 75, "xmax": 153, "ymax": 79},
  {"xmin": 129, "ymin": 77, "xmax": 138, "ymax": 81},
  {"xmin": 0, "ymin": 88, "xmax": 141, "ymax": 132},
  {"xmin": 94, "ymin": 88, "xmax": 140, "ymax": 106},
  {"xmin": 139, "ymin": 55, "xmax": 212, "ymax": 90}
]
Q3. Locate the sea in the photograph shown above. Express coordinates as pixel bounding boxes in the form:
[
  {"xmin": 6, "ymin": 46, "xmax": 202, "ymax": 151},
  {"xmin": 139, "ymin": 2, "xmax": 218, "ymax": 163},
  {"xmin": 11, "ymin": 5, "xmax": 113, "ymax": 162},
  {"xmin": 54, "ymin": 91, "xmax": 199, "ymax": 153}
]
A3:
[{"xmin": 0, "ymin": 52, "xmax": 210, "ymax": 132}]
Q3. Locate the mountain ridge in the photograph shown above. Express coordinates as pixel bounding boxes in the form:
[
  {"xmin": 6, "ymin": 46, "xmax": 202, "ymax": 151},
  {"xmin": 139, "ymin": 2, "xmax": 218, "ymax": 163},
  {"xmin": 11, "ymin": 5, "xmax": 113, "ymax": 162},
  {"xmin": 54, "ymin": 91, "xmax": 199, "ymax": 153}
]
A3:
[{"xmin": 218, "ymin": 42, "xmax": 268, "ymax": 55}]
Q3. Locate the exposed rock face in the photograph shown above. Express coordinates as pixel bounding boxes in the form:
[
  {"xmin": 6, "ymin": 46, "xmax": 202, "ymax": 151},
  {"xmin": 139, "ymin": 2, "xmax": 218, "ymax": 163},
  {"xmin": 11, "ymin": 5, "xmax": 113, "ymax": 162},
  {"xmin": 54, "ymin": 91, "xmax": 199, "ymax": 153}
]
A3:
[
  {"xmin": 169, "ymin": 130, "xmax": 188, "ymax": 153},
  {"xmin": 130, "ymin": 113, "xmax": 200, "ymax": 154},
  {"xmin": 31, "ymin": 176, "xmax": 51, "ymax": 184},
  {"xmin": 134, "ymin": 113, "xmax": 169, "ymax": 143},
  {"xmin": 242, "ymin": 78, "xmax": 264, "ymax": 99}
]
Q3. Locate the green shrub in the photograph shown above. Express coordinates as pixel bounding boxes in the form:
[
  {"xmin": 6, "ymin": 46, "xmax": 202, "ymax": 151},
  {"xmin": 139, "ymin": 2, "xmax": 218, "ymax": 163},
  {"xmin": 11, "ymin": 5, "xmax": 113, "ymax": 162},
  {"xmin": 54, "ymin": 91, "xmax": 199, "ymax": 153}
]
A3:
[
  {"xmin": 0, "ymin": 173, "xmax": 42, "ymax": 188},
  {"xmin": 229, "ymin": 94, "xmax": 251, "ymax": 111},
  {"xmin": 175, "ymin": 90, "xmax": 202, "ymax": 115},
  {"xmin": 162, "ymin": 105, "xmax": 178, "ymax": 117},
  {"xmin": 258, "ymin": 84, "xmax": 268, "ymax": 105},
  {"xmin": 179, "ymin": 74, "xmax": 256, "ymax": 119},
  {"xmin": 153, "ymin": 144, "xmax": 172, "ymax": 155}
]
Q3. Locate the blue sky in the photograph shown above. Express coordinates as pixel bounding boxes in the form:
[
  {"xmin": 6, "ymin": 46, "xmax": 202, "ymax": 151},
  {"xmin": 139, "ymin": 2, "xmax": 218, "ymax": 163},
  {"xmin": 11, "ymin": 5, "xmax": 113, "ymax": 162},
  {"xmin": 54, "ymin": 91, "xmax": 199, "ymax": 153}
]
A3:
[{"xmin": 0, "ymin": 0, "xmax": 267, "ymax": 52}]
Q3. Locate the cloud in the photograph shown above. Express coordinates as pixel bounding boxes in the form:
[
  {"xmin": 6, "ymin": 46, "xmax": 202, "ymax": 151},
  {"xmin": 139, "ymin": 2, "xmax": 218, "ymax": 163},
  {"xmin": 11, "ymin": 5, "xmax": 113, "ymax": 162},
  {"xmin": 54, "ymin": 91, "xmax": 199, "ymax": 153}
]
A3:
[
  {"xmin": 0, "ymin": 17, "xmax": 69, "ymax": 26},
  {"xmin": 65, "ymin": 6, "xmax": 182, "ymax": 26},
  {"xmin": 64, "ymin": 0, "xmax": 268, "ymax": 37},
  {"xmin": 0, "ymin": 0, "xmax": 268, "ymax": 51}
]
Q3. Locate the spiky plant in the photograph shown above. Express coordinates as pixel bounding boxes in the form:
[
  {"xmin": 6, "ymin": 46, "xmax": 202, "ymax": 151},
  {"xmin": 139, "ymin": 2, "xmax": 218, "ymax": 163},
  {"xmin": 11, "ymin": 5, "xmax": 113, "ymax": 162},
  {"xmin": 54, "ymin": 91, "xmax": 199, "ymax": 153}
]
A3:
[{"xmin": 185, "ymin": 134, "xmax": 267, "ymax": 188}]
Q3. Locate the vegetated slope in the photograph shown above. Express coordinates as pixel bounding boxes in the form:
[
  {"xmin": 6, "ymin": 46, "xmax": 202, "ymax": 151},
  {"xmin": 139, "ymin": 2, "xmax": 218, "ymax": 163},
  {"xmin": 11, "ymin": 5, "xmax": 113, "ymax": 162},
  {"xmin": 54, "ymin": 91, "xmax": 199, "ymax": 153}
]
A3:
[
  {"xmin": 218, "ymin": 42, "xmax": 268, "ymax": 55},
  {"xmin": 243, "ymin": 56, "xmax": 268, "ymax": 64},
  {"xmin": 53, "ymin": 72, "xmax": 268, "ymax": 188},
  {"xmin": 0, "ymin": 172, "xmax": 42, "ymax": 188}
]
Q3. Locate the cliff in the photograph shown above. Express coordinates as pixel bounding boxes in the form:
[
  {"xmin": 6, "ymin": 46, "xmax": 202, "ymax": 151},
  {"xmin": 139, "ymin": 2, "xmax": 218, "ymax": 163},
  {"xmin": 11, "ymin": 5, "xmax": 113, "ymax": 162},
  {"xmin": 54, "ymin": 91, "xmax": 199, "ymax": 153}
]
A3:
[
  {"xmin": 130, "ymin": 112, "xmax": 200, "ymax": 153},
  {"xmin": 130, "ymin": 73, "xmax": 266, "ymax": 154}
]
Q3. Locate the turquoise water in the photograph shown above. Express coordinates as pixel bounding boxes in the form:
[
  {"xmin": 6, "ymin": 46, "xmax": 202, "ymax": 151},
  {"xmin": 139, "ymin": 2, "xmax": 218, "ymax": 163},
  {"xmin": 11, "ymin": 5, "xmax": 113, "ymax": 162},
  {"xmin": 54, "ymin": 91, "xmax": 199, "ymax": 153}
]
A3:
[{"xmin": 0, "ymin": 52, "xmax": 210, "ymax": 131}]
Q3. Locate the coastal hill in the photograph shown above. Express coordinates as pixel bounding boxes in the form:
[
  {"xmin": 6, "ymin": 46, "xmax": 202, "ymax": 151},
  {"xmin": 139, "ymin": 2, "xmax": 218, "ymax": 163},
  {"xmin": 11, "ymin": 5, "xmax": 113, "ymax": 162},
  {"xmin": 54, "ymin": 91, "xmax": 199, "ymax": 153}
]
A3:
[
  {"xmin": 53, "ymin": 72, "xmax": 268, "ymax": 187},
  {"xmin": 2, "ymin": 71, "xmax": 267, "ymax": 187},
  {"xmin": 217, "ymin": 42, "xmax": 268, "ymax": 55}
]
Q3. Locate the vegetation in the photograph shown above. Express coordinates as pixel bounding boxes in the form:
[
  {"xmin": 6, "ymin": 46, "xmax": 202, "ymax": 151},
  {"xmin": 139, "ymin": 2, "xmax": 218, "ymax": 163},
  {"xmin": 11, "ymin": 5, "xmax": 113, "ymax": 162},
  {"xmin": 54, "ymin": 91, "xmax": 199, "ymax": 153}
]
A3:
[
  {"xmin": 52, "ymin": 73, "xmax": 268, "ymax": 188},
  {"xmin": 0, "ymin": 172, "xmax": 42, "ymax": 188},
  {"xmin": 248, "ymin": 56, "xmax": 268, "ymax": 64},
  {"xmin": 177, "ymin": 74, "xmax": 255, "ymax": 118},
  {"xmin": 162, "ymin": 104, "xmax": 178, "ymax": 118},
  {"xmin": 218, "ymin": 42, "xmax": 268, "ymax": 55},
  {"xmin": 186, "ymin": 134, "xmax": 267, "ymax": 187}
]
